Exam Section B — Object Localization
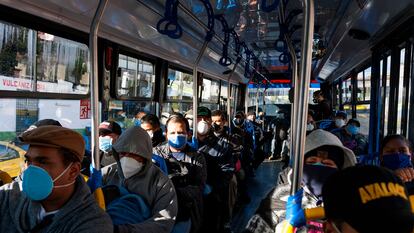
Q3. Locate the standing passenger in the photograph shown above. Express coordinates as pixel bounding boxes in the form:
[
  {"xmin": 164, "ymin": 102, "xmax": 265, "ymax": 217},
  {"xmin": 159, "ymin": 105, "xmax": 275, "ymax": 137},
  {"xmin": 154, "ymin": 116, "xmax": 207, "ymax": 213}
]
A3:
[
  {"xmin": 312, "ymin": 90, "xmax": 332, "ymax": 121},
  {"xmin": 153, "ymin": 114, "xmax": 207, "ymax": 233},
  {"xmin": 102, "ymin": 126, "xmax": 178, "ymax": 233},
  {"xmin": 0, "ymin": 126, "xmax": 113, "ymax": 233},
  {"xmin": 141, "ymin": 114, "xmax": 166, "ymax": 147}
]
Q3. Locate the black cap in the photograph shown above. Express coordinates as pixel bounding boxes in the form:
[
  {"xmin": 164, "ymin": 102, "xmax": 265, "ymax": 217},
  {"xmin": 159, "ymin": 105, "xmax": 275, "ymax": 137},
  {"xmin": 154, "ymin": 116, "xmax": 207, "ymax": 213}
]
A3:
[
  {"xmin": 347, "ymin": 118, "xmax": 360, "ymax": 127},
  {"xmin": 197, "ymin": 106, "xmax": 211, "ymax": 117},
  {"xmin": 322, "ymin": 165, "xmax": 414, "ymax": 233},
  {"xmin": 99, "ymin": 121, "xmax": 122, "ymax": 135},
  {"xmin": 335, "ymin": 111, "xmax": 348, "ymax": 119}
]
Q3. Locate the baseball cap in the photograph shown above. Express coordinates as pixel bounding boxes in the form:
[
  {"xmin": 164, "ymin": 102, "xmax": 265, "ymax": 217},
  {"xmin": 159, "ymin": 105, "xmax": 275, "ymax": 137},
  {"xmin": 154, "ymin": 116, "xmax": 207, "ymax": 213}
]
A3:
[
  {"xmin": 19, "ymin": 125, "xmax": 85, "ymax": 162},
  {"xmin": 322, "ymin": 165, "xmax": 414, "ymax": 233},
  {"xmin": 197, "ymin": 106, "xmax": 211, "ymax": 117},
  {"xmin": 99, "ymin": 121, "xmax": 122, "ymax": 136}
]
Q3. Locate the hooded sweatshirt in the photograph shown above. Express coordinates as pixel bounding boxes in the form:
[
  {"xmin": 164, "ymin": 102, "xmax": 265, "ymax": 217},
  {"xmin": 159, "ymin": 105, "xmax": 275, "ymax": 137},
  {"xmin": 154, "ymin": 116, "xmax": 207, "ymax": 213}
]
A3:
[
  {"xmin": 102, "ymin": 126, "xmax": 177, "ymax": 233},
  {"xmin": 0, "ymin": 176, "xmax": 113, "ymax": 233},
  {"xmin": 245, "ymin": 129, "xmax": 357, "ymax": 233}
]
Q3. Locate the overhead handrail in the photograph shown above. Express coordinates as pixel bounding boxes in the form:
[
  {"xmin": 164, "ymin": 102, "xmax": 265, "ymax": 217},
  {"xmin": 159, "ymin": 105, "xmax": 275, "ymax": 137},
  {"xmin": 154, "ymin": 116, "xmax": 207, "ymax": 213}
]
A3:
[
  {"xmin": 176, "ymin": 1, "xmax": 267, "ymax": 81},
  {"xmin": 192, "ymin": 0, "xmax": 216, "ymax": 134},
  {"xmin": 215, "ymin": 14, "xmax": 232, "ymax": 66},
  {"xmin": 156, "ymin": 0, "xmax": 183, "ymax": 39}
]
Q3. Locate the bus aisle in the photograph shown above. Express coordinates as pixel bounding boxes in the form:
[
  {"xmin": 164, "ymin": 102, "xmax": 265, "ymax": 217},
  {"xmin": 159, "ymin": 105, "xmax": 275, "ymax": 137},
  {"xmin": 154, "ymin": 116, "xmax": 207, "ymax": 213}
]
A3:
[{"xmin": 231, "ymin": 160, "xmax": 284, "ymax": 233}]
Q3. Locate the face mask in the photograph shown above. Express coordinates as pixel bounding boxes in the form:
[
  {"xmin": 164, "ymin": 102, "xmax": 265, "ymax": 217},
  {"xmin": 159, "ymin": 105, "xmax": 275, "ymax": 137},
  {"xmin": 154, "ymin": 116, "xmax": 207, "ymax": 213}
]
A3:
[
  {"xmin": 99, "ymin": 137, "xmax": 113, "ymax": 153},
  {"xmin": 302, "ymin": 164, "xmax": 338, "ymax": 198},
  {"xmin": 306, "ymin": 123, "xmax": 315, "ymax": 131},
  {"xmin": 22, "ymin": 163, "xmax": 74, "ymax": 201},
  {"xmin": 147, "ymin": 131, "xmax": 154, "ymax": 139},
  {"xmin": 119, "ymin": 157, "xmax": 143, "ymax": 179},
  {"xmin": 168, "ymin": 134, "xmax": 187, "ymax": 149},
  {"xmin": 197, "ymin": 120, "xmax": 210, "ymax": 135},
  {"xmin": 233, "ymin": 118, "xmax": 244, "ymax": 127},
  {"xmin": 347, "ymin": 125, "xmax": 359, "ymax": 135},
  {"xmin": 335, "ymin": 119, "xmax": 345, "ymax": 128},
  {"xmin": 212, "ymin": 123, "xmax": 222, "ymax": 132},
  {"xmin": 382, "ymin": 153, "xmax": 412, "ymax": 170},
  {"xmin": 134, "ymin": 119, "xmax": 141, "ymax": 127}
]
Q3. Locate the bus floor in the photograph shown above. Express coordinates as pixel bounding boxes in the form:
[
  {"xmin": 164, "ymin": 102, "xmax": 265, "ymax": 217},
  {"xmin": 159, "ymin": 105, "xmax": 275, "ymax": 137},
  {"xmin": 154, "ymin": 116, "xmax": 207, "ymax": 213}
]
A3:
[{"xmin": 231, "ymin": 160, "xmax": 284, "ymax": 233}]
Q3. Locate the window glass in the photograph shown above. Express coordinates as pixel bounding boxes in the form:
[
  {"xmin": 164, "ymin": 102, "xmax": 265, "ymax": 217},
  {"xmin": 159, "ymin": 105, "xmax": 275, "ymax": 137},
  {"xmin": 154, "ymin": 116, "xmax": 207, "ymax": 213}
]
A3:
[
  {"xmin": 357, "ymin": 71, "xmax": 364, "ymax": 101},
  {"xmin": 343, "ymin": 105, "xmax": 352, "ymax": 121},
  {"xmin": 116, "ymin": 54, "xmax": 155, "ymax": 98},
  {"xmin": 342, "ymin": 79, "xmax": 351, "ymax": 103},
  {"xmin": 161, "ymin": 102, "xmax": 192, "ymax": 116},
  {"xmin": 105, "ymin": 100, "xmax": 155, "ymax": 130},
  {"xmin": 0, "ymin": 21, "xmax": 89, "ymax": 94},
  {"xmin": 356, "ymin": 104, "xmax": 370, "ymax": 136},
  {"xmin": 364, "ymin": 67, "xmax": 371, "ymax": 101},
  {"xmin": 201, "ymin": 78, "xmax": 220, "ymax": 103},
  {"xmin": 166, "ymin": 68, "xmax": 193, "ymax": 101},
  {"xmin": 220, "ymin": 81, "xmax": 228, "ymax": 111},
  {"xmin": 396, "ymin": 48, "xmax": 405, "ymax": 134},
  {"xmin": 384, "ymin": 55, "xmax": 391, "ymax": 136}
]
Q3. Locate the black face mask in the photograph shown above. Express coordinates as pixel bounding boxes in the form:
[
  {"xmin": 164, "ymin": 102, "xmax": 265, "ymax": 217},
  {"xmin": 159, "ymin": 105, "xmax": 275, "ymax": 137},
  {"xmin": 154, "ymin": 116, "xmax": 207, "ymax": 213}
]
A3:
[
  {"xmin": 302, "ymin": 164, "xmax": 338, "ymax": 198},
  {"xmin": 212, "ymin": 123, "xmax": 222, "ymax": 132},
  {"xmin": 233, "ymin": 118, "xmax": 244, "ymax": 126}
]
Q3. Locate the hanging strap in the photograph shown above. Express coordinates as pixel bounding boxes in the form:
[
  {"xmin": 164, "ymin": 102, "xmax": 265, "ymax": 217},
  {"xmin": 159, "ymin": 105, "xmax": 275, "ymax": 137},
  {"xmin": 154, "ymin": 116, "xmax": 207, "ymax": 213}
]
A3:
[
  {"xmin": 157, "ymin": 0, "xmax": 183, "ymax": 39},
  {"xmin": 199, "ymin": 0, "xmax": 215, "ymax": 41},
  {"xmin": 215, "ymin": 14, "xmax": 232, "ymax": 66}
]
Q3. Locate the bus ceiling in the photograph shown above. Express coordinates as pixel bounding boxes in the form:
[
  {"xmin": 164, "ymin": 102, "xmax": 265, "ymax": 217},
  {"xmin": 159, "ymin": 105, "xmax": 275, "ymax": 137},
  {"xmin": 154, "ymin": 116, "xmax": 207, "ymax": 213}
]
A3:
[{"xmin": 1, "ymin": 0, "xmax": 414, "ymax": 85}]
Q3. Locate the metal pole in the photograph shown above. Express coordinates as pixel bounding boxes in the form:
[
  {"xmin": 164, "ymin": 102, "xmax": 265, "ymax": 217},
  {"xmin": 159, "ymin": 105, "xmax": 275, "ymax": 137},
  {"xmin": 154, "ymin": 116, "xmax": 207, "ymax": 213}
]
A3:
[
  {"xmin": 227, "ymin": 61, "xmax": 239, "ymax": 120},
  {"xmin": 245, "ymin": 86, "xmax": 249, "ymax": 115},
  {"xmin": 89, "ymin": 0, "xmax": 108, "ymax": 170},
  {"xmin": 193, "ymin": 41, "xmax": 209, "ymax": 132},
  {"xmin": 290, "ymin": 0, "xmax": 314, "ymax": 195},
  {"xmin": 255, "ymin": 86, "xmax": 259, "ymax": 115}
]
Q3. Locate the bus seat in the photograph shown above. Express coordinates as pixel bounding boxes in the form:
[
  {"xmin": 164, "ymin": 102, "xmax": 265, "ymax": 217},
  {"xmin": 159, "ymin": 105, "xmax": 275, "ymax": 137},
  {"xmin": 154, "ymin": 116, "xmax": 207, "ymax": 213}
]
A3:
[{"xmin": 0, "ymin": 170, "xmax": 13, "ymax": 185}]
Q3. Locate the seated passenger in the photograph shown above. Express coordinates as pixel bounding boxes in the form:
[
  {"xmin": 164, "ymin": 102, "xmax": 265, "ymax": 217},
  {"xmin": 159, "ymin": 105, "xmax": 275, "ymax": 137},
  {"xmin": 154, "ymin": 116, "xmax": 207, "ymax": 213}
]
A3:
[
  {"xmin": 98, "ymin": 120, "xmax": 122, "ymax": 167},
  {"xmin": 0, "ymin": 125, "xmax": 112, "ymax": 233},
  {"xmin": 244, "ymin": 129, "xmax": 356, "ymax": 233},
  {"xmin": 141, "ymin": 114, "xmax": 166, "ymax": 147},
  {"xmin": 133, "ymin": 111, "xmax": 147, "ymax": 127},
  {"xmin": 332, "ymin": 119, "xmax": 368, "ymax": 156},
  {"xmin": 380, "ymin": 134, "xmax": 414, "ymax": 194},
  {"xmin": 153, "ymin": 114, "xmax": 206, "ymax": 232},
  {"xmin": 306, "ymin": 111, "xmax": 317, "ymax": 135},
  {"xmin": 322, "ymin": 165, "xmax": 414, "ymax": 233},
  {"xmin": 196, "ymin": 106, "xmax": 214, "ymax": 147},
  {"xmin": 327, "ymin": 111, "xmax": 347, "ymax": 133},
  {"xmin": 102, "ymin": 126, "xmax": 178, "ymax": 233}
]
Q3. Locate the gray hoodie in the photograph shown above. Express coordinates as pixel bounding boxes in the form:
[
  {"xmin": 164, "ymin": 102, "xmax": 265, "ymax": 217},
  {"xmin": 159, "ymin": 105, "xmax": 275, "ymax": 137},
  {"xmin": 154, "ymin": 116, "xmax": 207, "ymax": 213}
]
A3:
[
  {"xmin": 102, "ymin": 126, "xmax": 178, "ymax": 233},
  {"xmin": 0, "ymin": 176, "xmax": 113, "ymax": 233}
]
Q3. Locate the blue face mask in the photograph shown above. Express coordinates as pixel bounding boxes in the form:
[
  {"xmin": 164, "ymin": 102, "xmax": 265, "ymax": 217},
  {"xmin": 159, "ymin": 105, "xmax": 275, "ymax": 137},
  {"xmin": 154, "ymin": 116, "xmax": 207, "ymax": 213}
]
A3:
[
  {"xmin": 134, "ymin": 119, "xmax": 141, "ymax": 127},
  {"xmin": 382, "ymin": 153, "xmax": 412, "ymax": 170},
  {"xmin": 347, "ymin": 125, "xmax": 360, "ymax": 135},
  {"xmin": 22, "ymin": 163, "xmax": 74, "ymax": 201},
  {"xmin": 168, "ymin": 134, "xmax": 187, "ymax": 149},
  {"xmin": 99, "ymin": 137, "xmax": 113, "ymax": 153}
]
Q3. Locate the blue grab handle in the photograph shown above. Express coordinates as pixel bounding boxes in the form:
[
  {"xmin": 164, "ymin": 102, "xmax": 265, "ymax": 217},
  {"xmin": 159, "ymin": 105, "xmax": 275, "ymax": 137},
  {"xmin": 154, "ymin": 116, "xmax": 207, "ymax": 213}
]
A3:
[{"xmin": 156, "ymin": 0, "xmax": 183, "ymax": 39}]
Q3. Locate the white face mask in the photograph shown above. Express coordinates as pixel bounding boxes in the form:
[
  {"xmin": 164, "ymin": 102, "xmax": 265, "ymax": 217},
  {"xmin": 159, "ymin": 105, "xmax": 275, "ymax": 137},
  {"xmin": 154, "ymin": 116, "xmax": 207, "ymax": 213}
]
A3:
[
  {"xmin": 306, "ymin": 123, "xmax": 315, "ymax": 131},
  {"xmin": 335, "ymin": 119, "xmax": 345, "ymax": 128},
  {"xmin": 119, "ymin": 157, "xmax": 144, "ymax": 179},
  {"xmin": 147, "ymin": 131, "xmax": 154, "ymax": 139},
  {"xmin": 197, "ymin": 120, "xmax": 210, "ymax": 135}
]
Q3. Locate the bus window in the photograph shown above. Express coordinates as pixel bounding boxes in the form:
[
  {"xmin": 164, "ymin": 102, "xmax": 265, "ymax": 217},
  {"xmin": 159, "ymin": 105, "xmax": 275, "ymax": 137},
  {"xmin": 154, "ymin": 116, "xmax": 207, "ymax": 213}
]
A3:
[
  {"xmin": 166, "ymin": 68, "xmax": 193, "ymax": 101},
  {"xmin": 201, "ymin": 78, "xmax": 219, "ymax": 111},
  {"xmin": 219, "ymin": 81, "xmax": 228, "ymax": 111},
  {"xmin": 105, "ymin": 100, "xmax": 155, "ymax": 129},
  {"xmin": 356, "ymin": 104, "xmax": 370, "ymax": 136},
  {"xmin": 396, "ymin": 48, "xmax": 405, "ymax": 134},
  {"xmin": 0, "ymin": 20, "xmax": 89, "ymax": 95},
  {"xmin": 116, "ymin": 54, "xmax": 155, "ymax": 98},
  {"xmin": 384, "ymin": 55, "xmax": 391, "ymax": 136}
]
